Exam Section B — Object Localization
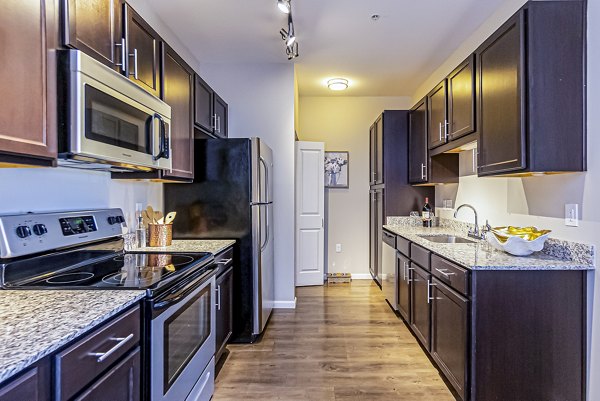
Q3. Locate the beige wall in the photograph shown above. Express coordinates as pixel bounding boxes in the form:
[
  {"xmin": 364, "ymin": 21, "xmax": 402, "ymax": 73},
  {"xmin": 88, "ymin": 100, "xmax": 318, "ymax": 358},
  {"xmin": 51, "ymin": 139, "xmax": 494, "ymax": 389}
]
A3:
[
  {"xmin": 298, "ymin": 96, "xmax": 411, "ymax": 277},
  {"xmin": 412, "ymin": 0, "xmax": 600, "ymax": 397}
]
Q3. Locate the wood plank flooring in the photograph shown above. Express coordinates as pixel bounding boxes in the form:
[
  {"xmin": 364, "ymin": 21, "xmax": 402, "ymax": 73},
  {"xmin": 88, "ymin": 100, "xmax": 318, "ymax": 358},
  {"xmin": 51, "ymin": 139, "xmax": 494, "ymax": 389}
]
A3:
[{"xmin": 213, "ymin": 280, "xmax": 455, "ymax": 401}]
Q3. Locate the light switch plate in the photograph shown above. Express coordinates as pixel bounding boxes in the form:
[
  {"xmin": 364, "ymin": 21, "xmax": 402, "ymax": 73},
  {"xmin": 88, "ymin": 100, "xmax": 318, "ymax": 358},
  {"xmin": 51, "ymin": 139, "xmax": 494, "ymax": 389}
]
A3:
[
  {"xmin": 565, "ymin": 204, "xmax": 579, "ymax": 227},
  {"xmin": 335, "ymin": 243, "xmax": 342, "ymax": 253}
]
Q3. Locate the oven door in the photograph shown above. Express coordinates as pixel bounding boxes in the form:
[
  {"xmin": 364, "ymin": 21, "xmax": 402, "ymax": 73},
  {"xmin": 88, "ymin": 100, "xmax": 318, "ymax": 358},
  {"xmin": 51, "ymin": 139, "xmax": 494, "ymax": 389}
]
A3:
[
  {"xmin": 64, "ymin": 50, "xmax": 172, "ymax": 171},
  {"xmin": 150, "ymin": 273, "xmax": 215, "ymax": 401}
]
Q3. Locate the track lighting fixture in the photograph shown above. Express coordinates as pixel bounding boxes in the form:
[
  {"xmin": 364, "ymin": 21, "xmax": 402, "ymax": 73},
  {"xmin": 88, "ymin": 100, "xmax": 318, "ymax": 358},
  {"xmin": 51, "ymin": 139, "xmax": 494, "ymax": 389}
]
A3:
[{"xmin": 277, "ymin": 1, "xmax": 299, "ymax": 60}]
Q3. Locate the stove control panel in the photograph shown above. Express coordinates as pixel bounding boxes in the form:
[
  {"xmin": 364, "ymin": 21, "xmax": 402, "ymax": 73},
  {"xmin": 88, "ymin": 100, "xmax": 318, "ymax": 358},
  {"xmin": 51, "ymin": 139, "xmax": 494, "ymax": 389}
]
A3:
[{"xmin": 0, "ymin": 209, "xmax": 126, "ymax": 259}]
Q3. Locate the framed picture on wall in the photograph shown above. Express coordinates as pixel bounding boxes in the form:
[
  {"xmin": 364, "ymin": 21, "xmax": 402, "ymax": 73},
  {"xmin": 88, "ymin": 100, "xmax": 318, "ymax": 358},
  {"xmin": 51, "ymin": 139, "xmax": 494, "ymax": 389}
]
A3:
[{"xmin": 324, "ymin": 151, "xmax": 349, "ymax": 188}]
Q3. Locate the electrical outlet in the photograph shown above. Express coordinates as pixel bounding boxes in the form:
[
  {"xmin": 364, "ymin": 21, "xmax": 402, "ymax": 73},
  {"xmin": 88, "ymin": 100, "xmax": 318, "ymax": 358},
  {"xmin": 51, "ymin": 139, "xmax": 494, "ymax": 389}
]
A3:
[
  {"xmin": 565, "ymin": 204, "xmax": 579, "ymax": 227},
  {"xmin": 335, "ymin": 243, "xmax": 342, "ymax": 253}
]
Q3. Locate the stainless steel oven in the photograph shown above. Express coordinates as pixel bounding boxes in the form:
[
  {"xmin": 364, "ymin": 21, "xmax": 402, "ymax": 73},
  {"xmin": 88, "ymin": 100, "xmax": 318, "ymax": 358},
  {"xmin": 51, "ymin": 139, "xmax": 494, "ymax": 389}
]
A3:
[
  {"xmin": 58, "ymin": 49, "xmax": 172, "ymax": 172},
  {"xmin": 149, "ymin": 270, "xmax": 216, "ymax": 401}
]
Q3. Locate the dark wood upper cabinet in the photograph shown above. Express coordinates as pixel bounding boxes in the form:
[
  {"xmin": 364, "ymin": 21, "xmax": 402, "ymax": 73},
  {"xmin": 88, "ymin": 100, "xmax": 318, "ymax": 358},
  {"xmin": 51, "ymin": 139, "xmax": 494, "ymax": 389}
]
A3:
[
  {"xmin": 124, "ymin": 4, "xmax": 161, "ymax": 97},
  {"xmin": 160, "ymin": 43, "xmax": 194, "ymax": 181},
  {"xmin": 194, "ymin": 75, "xmax": 214, "ymax": 133},
  {"xmin": 0, "ymin": 0, "xmax": 57, "ymax": 167},
  {"xmin": 447, "ymin": 55, "xmax": 476, "ymax": 141},
  {"xmin": 63, "ymin": 0, "xmax": 124, "ymax": 72},
  {"xmin": 408, "ymin": 98, "xmax": 428, "ymax": 184},
  {"xmin": 213, "ymin": 93, "xmax": 228, "ymax": 138},
  {"xmin": 427, "ymin": 80, "xmax": 447, "ymax": 149},
  {"xmin": 194, "ymin": 75, "xmax": 228, "ymax": 138},
  {"xmin": 476, "ymin": 1, "xmax": 585, "ymax": 176},
  {"xmin": 369, "ymin": 115, "xmax": 384, "ymax": 185}
]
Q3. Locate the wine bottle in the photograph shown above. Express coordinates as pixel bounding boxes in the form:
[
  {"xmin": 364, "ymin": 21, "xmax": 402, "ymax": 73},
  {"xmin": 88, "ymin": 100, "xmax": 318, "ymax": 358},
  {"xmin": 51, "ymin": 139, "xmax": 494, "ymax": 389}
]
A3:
[{"xmin": 422, "ymin": 197, "xmax": 432, "ymax": 227}]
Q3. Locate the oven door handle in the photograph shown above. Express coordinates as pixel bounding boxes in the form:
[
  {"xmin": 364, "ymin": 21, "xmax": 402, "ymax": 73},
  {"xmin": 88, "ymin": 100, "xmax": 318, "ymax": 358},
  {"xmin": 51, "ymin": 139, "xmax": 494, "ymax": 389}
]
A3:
[{"xmin": 152, "ymin": 271, "xmax": 212, "ymax": 311}]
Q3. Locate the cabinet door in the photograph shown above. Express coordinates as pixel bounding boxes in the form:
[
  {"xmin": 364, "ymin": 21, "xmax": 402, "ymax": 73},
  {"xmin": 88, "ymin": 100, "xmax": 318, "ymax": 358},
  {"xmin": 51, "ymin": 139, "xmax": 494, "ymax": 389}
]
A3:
[
  {"xmin": 0, "ymin": 363, "xmax": 50, "ymax": 401},
  {"xmin": 124, "ymin": 5, "xmax": 161, "ymax": 97},
  {"xmin": 64, "ymin": 0, "xmax": 124, "ymax": 72},
  {"xmin": 410, "ymin": 263, "xmax": 430, "ymax": 349},
  {"xmin": 397, "ymin": 253, "xmax": 411, "ymax": 322},
  {"xmin": 476, "ymin": 12, "xmax": 526, "ymax": 176},
  {"xmin": 447, "ymin": 55, "xmax": 475, "ymax": 140},
  {"xmin": 216, "ymin": 266, "xmax": 233, "ymax": 359},
  {"xmin": 194, "ymin": 75, "xmax": 214, "ymax": 134},
  {"xmin": 75, "ymin": 348, "xmax": 140, "ymax": 401},
  {"xmin": 374, "ymin": 115, "xmax": 384, "ymax": 185},
  {"xmin": 0, "ymin": 0, "xmax": 57, "ymax": 164},
  {"xmin": 369, "ymin": 190, "xmax": 380, "ymax": 283},
  {"xmin": 161, "ymin": 43, "xmax": 194, "ymax": 181},
  {"xmin": 427, "ymin": 81, "xmax": 447, "ymax": 149},
  {"xmin": 369, "ymin": 124, "xmax": 376, "ymax": 185},
  {"xmin": 213, "ymin": 93, "xmax": 228, "ymax": 138},
  {"xmin": 408, "ymin": 98, "xmax": 428, "ymax": 184},
  {"xmin": 431, "ymin": 278, "xmax": 469, "ymax": 401}
]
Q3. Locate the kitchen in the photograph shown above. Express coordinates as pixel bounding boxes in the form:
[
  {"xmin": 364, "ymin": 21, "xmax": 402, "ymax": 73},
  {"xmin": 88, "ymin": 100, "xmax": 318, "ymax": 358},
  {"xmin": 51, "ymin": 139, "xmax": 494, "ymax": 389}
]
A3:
[{"xmin": 0, "ymin": 0, "xmax": 598, "ymax": 400}]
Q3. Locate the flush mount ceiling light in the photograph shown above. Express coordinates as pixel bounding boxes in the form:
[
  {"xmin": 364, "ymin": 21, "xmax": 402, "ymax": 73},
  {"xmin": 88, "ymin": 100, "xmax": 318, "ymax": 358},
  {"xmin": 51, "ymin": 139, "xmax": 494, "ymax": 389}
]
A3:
[
  {"xmin": 277, "ymin": 0, "xmax": 291, "ymax": 14},
  {"xmin": 277, "ymin": 0, "xmax": 299, "ymax": 60},
  {"xmin": 327, "ymin": 78, "xmax": 349, "ymax": 91}
]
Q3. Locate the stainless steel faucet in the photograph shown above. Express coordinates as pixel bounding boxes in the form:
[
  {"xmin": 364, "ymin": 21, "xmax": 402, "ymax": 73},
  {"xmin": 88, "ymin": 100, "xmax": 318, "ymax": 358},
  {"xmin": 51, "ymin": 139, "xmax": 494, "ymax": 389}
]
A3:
[{"xmin": 454, "ymin": 204, "xmax": 486, "ymax": 240}]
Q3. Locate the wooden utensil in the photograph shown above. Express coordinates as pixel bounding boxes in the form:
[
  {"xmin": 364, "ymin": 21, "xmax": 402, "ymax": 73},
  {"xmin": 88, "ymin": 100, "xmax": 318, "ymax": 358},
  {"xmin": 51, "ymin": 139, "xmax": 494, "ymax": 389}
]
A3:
[
  {"xmin": 154, "ymin": 211, "xmax": 164, "ymax": 224},
  {"xmin": 142, "ymin": 211, "xmax": 151, "ymax": 226},
  {"xmin": 164, "ymin": 211, "xmax": 177, "ymax": 225},
  {"xmin": 146, "ymin": 206, "xmax": 155, "ymax": 223}
]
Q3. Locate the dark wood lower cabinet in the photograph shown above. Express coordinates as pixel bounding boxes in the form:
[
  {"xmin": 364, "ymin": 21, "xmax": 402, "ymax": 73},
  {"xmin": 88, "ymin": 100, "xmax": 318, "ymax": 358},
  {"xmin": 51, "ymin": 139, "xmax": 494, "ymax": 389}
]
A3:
[
  {"xmin": 0, "ymin": 360, "xmax": 50, "ymax": 401},
  {"xmin": 397, "ymin": 253, "xmax": 411, "ymax": 322},
  {"xmin": 410, "ymin": 263, "xmax": 430, "ymax": 349},
  {"xmin": 75, "ymin": 348, "xmax": 140, "ymax": 401},
  {"xmin": 431, "ymin": 278, "xmax": 468, "ymax": 401},
  {"xmin": 216, "ymin": 265, "xmax": 234, "ymax": 361}
]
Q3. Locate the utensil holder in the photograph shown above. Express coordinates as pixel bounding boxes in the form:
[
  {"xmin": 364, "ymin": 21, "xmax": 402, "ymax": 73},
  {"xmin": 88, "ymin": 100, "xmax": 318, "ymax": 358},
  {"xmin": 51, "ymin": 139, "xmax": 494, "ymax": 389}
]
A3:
[{"xmin": 147, "ymin": 224, "xmax": 173, "ymax": 247}]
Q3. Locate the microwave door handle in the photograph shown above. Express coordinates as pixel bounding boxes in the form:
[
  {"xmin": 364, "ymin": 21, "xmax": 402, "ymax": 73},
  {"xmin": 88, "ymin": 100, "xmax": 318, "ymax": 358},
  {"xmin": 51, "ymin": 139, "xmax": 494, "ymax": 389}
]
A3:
[{"xmin": 152, "ymin": 114, "xmax": 168, "ymax": 161}]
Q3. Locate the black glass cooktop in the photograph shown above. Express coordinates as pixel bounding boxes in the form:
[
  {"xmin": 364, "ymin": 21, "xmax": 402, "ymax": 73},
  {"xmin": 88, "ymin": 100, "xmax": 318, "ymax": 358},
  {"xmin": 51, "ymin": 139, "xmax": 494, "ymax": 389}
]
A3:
[{"xmin": 1, "ymin": 250, "xmax": 214, "ymax": 294}]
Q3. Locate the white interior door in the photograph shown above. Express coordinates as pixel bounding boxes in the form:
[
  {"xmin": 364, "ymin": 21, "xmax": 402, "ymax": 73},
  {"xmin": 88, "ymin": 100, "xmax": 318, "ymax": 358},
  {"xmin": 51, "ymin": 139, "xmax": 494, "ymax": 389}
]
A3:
[{"xmin": 295, "ymin": 141, "xmax": 325, "ymax": 287}]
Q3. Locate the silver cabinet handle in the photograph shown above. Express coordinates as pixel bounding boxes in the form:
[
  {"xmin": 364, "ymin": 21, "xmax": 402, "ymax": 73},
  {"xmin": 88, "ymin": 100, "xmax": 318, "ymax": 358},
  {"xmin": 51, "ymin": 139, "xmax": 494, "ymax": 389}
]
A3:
[
  {"xmin": 427, "ymin": 280, "xmax": 437, "ymax": 304},
  {"xmin": 439, "ymin": 122, "xmax": 442, "ymax": 142},
  {"xmin": 421, "ymin": 163, "xmax": 427, "ymax": 180},
  {"xmin": 444, "ymin": 119, "xmax": 449, "ymax": 140},
  {"xmin": 435, "ymin": 268, "xmax": 456, "ymax": 278},
  {"xmin": 115, "ymin": 38, "xmax": 126, "ymax": 73},
  {"xmin": 128, "ymin": 48, "xmax": 138, "ymax": 79},
  {"xmin": 407, "ymin": 265, "xmax": 414, "ymax": 283},
  {"xmin": 88, "ymin": 333, "xmax": 134, "ymax": 363},
  {"xmin": 212, "ymin": 114, "xmax": 217, "ymax": 130},
  {"xmin": 217, "ymin": 258, "xmax": 232, "ymax": 265},
  {"xmin": 217, "ymin": 116, "xmax": 221, "ymax": 133},
  {"xmin": 216, "ymin": 285, "xmax": 221, "ymax": 310}
]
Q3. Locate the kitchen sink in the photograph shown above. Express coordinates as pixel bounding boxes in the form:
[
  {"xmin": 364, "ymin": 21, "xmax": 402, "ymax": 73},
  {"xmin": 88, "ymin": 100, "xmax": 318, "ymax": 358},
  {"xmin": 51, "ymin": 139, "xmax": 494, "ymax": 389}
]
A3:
[{"xmin": 418, "ymin": 235, "xmax": 475, "ymax": 244}]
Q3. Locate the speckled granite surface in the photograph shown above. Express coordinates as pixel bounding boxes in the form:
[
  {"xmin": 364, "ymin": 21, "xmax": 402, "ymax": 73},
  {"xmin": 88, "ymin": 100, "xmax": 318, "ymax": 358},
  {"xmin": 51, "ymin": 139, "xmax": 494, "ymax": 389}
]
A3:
[
  {"xmin": 383, "ymin": 222, "xmax": 595, "ymax": 271},
  {"xmin": 0, "ymin": 290, "xmax": 145, "ymax": 384},
  {"xmin": 135, "ymin": 239, "xmax": 236, "ymax": 255}
]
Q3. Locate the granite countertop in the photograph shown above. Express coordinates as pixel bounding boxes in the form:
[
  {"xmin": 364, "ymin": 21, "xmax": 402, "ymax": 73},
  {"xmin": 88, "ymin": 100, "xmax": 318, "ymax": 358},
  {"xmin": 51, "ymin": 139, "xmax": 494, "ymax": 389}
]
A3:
[
  {"xmin": 383, "ymin": 223, "xmax": 595, "ymax": 271},
  {"xmin": 0, "ymin": 290, "xmax": 145, "ymax": 384},
  {"xmin": 135, "ymin": 239, "xmax": 235, "ymax": 255}
]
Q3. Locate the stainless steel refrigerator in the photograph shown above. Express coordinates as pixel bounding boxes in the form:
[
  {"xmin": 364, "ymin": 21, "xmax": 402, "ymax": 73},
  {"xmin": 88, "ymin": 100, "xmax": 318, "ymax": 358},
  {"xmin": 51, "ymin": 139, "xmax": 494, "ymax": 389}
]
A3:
[{"xmin": 163, "ymin": 137, "xmax": 274, "ymax": 343}]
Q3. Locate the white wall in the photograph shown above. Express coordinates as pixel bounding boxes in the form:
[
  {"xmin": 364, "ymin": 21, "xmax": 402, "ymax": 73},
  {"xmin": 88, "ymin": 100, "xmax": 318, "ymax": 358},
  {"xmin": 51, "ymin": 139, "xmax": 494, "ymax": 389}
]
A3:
[
  {"xmin": 0, "ymin": 168, "xmax": 162, "ymax": 229},
  {"xmin": 412, "ymin": 0, "xmax": 599, "ymax": 397},
  {"xmin": 198, "ymin": 62, "xmax": 297, "ymax": 307},
  {"xmin": 298, "ymin": 96, "xmax": 412, "ymax": 277}
]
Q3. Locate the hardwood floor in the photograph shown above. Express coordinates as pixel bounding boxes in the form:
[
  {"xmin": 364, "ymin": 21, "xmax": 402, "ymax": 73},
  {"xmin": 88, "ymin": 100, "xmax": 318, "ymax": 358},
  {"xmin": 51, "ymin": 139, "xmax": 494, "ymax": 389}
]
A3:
[{"xmin": 213, "ymin": 280, "xmax": 455, "ymax": 401}]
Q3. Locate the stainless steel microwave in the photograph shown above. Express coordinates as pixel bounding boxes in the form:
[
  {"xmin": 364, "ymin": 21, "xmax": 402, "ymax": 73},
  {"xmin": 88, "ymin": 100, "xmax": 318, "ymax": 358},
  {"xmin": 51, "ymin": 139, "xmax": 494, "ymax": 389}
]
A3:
[{"xmin": 58, "ymin": 50, "xmax": 172, "ymax": 172}]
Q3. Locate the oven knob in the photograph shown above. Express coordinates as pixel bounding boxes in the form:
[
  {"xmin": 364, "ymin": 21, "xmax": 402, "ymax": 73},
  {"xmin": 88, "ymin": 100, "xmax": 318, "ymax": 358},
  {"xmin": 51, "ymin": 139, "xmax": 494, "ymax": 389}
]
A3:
[
  {"xmin": 16, "ymin": 226, "xmax": 32, "ymax": 238},
  {"xmin": 116, "ymin": 216, "xmax": 125, "ymax": 224},
  {"xmin": 107, "ymin": 216, "xmax": 118, "ymax": 225},
  {"xmin": 33, "ymin": 224, "xmax": 48, "ymax": 236}
]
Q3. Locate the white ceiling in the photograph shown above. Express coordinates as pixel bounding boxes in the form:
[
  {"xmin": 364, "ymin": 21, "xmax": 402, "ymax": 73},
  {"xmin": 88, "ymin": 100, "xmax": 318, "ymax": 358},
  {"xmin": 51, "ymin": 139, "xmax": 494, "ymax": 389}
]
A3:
[{"xmin": 146, "ymin": 0, "xmax": 507, "ymax": 97}]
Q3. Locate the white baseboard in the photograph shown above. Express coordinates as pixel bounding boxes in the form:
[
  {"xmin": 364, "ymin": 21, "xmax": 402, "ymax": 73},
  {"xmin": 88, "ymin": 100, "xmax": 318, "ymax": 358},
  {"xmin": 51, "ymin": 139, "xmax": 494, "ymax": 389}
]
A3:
[
  {"xmin": 351, "ymin": 274, "xmax": 374, "ymax": 280},
  {"xmin": 273, "ymin": 297, "xmax": 297, "ymax": 309}
]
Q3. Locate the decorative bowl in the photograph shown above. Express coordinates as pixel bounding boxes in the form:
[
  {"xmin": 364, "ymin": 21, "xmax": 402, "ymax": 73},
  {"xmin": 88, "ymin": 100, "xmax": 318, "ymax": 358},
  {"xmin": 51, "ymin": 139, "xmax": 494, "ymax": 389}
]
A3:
[{"xmin": 485, "ymin": 226, "xmax": 551, "ymax": 256}]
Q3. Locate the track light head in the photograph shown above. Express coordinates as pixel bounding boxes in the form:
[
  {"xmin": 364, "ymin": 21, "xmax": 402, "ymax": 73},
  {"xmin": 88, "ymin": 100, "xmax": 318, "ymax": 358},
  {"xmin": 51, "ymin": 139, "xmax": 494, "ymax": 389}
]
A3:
[{"xmin": 277, "ymin": 0, "xmax": 291, "ymax": 14}]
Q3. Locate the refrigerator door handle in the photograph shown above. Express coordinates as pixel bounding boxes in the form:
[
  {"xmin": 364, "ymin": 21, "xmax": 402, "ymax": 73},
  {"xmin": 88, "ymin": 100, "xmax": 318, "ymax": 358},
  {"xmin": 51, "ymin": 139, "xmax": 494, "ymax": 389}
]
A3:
[
  {"xmin": 261, "ymin": 204, "xmax": 270, "ymax": 251},
  {"xmin": 259, "ymin": 156, "xmax": 270, "ymax": 203}
]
